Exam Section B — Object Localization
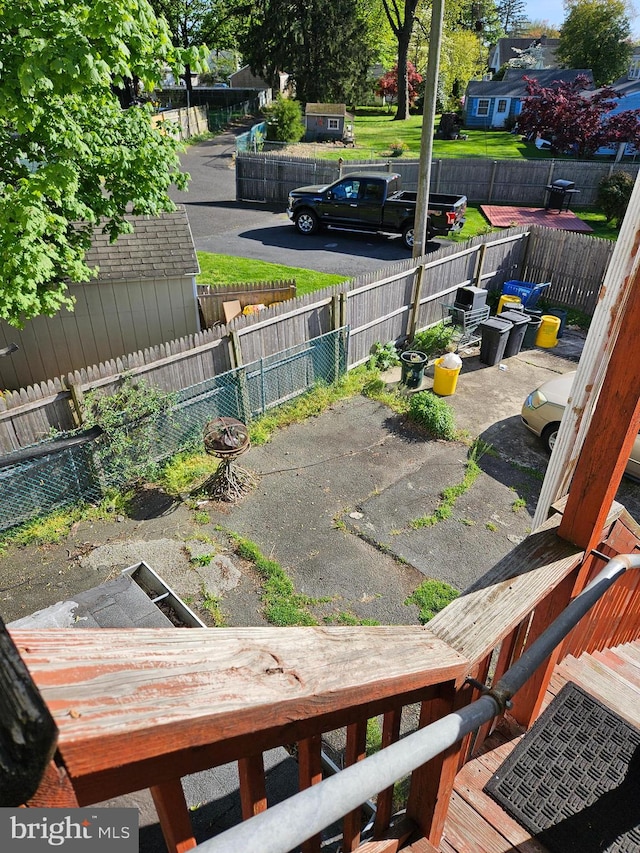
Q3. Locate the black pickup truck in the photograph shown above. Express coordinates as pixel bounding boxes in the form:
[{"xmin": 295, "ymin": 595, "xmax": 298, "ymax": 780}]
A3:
[{"xmin": 286, "ymin": 172, "xmax": 467, "ymax": 250}]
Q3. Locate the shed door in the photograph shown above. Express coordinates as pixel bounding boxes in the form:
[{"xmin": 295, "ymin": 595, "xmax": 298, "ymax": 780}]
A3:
[{"xmin": 492, "ymin": 98, "xmax": 510, "ymax": 127}]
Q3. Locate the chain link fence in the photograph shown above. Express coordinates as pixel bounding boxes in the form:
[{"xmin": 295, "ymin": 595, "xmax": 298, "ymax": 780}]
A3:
[{"xmin": 0, "ymin": 330, "xmax": 348, "ymax": 532}]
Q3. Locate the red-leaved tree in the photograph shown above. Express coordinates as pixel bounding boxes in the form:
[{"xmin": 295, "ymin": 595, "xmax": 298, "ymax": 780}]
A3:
[
  {"xmin": 517, "ymin": 74, "xmax": 640, "ymax": 158},
  {"xmin": 376, "ymin": 62, "xmax": 423, "ymax": 109}
]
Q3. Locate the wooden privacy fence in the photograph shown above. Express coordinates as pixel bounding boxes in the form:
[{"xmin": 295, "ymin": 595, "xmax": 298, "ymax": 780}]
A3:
[
  {"xmin": 236, "ymin": 151, "xmax": 640, "ymax": 207},
  {"xmin": 151, "ymin": 105, "xmax": 209, "ymax": 140},
  {"xmin": 0, "ymin": 226, "xmax": 611, "ymax": 453}
]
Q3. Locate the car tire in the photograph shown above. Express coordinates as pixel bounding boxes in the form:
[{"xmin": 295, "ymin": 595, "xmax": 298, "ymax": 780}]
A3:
[
  {"xmin": 402, "ymin": 223, "xmax": 414, "ymax": 250},
  {"xmin": 542, "ymin": 423, "xmax": 560, "ymax": 453},
  {"xmin": 294, "ymin": 210, "xmax": 319, "ymax": 236}
]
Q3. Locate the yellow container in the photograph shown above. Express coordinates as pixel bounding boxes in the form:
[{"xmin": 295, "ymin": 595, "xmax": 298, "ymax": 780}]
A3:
[
  {"xmin": 433, "ymin": 357, "xmax": 462, "ymax": 396},
  {"xmin": 536, "ymin": 314, "xmax": 561, "ymax": 348},
  {"xmin": 497, "ymin": 294, "xmax": 522, "ymax": 314}
]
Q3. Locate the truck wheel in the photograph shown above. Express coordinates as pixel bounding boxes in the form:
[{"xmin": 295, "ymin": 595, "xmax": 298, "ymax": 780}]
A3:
[
  {"xmin": 402, "ymin": 223, "xmax": 414, "ymax": 250},
  {"xmin": 295, "ymin": 210, "xmax": 319, "ymax": 236}
]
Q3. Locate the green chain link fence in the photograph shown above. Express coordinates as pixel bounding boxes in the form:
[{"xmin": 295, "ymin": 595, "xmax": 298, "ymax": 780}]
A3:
[{"xmin": 0, "ymin": 330, "xmax": 348, "ymax": 532}]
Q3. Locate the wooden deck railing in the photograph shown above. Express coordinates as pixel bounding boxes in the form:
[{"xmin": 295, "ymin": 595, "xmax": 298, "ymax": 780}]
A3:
[{"xmin": 11, "ymin": 502, "xmax": 640, "ymax": 853}]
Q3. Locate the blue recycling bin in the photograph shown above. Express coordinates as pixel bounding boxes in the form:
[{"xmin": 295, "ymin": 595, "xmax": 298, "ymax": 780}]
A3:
[{"xmin": 502, "ymin": 280, "xmax": 551, "ymax": 310}]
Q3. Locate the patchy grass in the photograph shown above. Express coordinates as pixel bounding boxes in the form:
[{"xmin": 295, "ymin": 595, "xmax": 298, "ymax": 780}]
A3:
[
  {"xmin": 511, "ymin": 496, "xmax": 527, "ymax": 513},
  {"xmin": 160, "ymin": 452, "xmax": 218, "ymax": 496},
  {"xmin": 229, "ymin": 532, "xmax": 321, "ymax": 625},
  {"xmin": 201, "ymin": 587, "xmax": 226, "ymax": 626},
  {"xmin": 197, "ymin": 252, "xmax": 347, "ymax": 297},
  {"xmin": 405, "ymin": 578, "xmax": 459, "ymax": 624},
  {"xmin": 409, "ymin": 438, "xmax": 491, "ymax": 528}
]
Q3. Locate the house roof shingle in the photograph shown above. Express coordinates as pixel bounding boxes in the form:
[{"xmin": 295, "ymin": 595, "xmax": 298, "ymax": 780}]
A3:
[
  {"xmin": 305, "ymin": 103, "xmax": 350, "ymax": 117},
  {"xmin": 467, "ymin": 69, "xmax": 594, "ymax": 99},
  {"xmin": 81, "ymin": 206, "xmax": 199, "ymax": 284}
]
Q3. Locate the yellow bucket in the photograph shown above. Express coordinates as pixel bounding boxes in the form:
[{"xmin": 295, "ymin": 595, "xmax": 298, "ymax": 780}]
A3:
[
  {"xmin": 433, "ymin": 357, "xmax": 461, "ymax": 396},
  {"xmin": 497, "ymin": 294, "xmax": 522, "ymax": 314},
  {"xmin": 536, "ymin": 315, "xmax": 561, "ymax": 348}
]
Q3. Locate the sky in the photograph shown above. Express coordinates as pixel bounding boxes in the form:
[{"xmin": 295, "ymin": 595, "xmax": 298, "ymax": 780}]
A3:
[{"xmin": 524, "ymin": 0, "xmax": 563, "ymax": 31}]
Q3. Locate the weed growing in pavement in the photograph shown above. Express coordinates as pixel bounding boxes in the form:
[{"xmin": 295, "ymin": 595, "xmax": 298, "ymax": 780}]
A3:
[
  {"xmin": 410, "ymin": 438, "xmax": 489, "ymax": 528},
  {"xmin": 201, "ymin": 587, "xmax": 226, "ymax": 626},
  {"xmin": 191, "ymin": 554, "xmax": 213, "ymax": 567},
  {"xmin": 192, "ymin": 510, "xmax": 211, "ymax": 525},
  {"xmin": 511, "ymin": 497, "xmax": 527, "ymax": 512},
  {"xmin": 160, "ymin": 452, "xmax": 218, "ymax": 496},
  {"xmin": 486, "ymin": 521, "xmax": 498, "ymax": 532},
  {"xmin": 228, "ymin": 532, "xmax": 323, "ymax": 625},
  {"xmin": 404, "ymin": 579, "xmax": 459, "ymax": 624},
  {"xmin": 323, "ymin": 611, "xmax": 380, "ymax": 626}
]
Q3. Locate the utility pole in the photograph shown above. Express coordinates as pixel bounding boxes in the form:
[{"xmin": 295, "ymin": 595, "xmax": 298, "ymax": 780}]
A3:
[{"xmin": 412, "ymin": 0, "xmax": 445, "ymax": 259}]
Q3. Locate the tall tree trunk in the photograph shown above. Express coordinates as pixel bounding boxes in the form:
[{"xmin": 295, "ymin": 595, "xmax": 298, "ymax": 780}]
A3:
[{"xmin": 395, "ymin": 34, "xmax": 410, "ymax": 120}]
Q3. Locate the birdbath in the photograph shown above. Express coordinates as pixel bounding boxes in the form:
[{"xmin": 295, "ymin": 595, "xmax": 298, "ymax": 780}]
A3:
[{"xmin": 201, "ymin": 416, "xmax": 256, "ymax": 502}]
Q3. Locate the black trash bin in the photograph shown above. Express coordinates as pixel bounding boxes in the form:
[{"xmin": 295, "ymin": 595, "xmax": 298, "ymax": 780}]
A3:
[
  {"xmin": 500, "ymin": 309, "xmax": 530, "ymax": 357},
  {"xmin": 522, "ymin": 315, "xmax": 542, "ymax": 349},
  {"xmin": 400, "ymin": 351, "xmax": 428, "ymax": 389},
  {"xmin": 479, "ymin": 317, "xmax": 512, "ymax": 366},
  {"xmin": 546, "ymin": 307, "xmax": 568, "ymax": 338}
]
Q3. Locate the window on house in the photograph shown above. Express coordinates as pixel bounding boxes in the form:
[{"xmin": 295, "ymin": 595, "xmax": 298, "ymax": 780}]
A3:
[
  {"xmin": 327, "ymin": 118, "xmax": 340, "ymax": 130},
  {"xmin": 477, "ymin": 99, "xmax": 490, "ymax": 117},
  {"xmin": 497, "ymin": 99, "xmax": 507, "ymax": 113}
]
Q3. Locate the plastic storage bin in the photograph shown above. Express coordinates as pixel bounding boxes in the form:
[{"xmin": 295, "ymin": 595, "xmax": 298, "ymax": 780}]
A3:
[
  {"xmin": 479, "ymin": 317, "xmax": 513, "ymax": 365},
  {"xmin": 497, "ymin": 294, "xmax": 522, "ymax": 314},
  {"xmin": 536, "ymin": 315, "xmax": 561, "ymax": 348},
  {"xmin": 433, "ymin": 354, "xmax": 462, "ymax": 396},
  {"xmin": 500, "ymin": 309, "xmax": 530, "ymax": 357},
  {"xmin": 501, "ymin": 280, "xmax": 551, "ymax": 309}
]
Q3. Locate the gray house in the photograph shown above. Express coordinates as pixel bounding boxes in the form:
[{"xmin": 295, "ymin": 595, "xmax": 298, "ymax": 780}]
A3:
[
  {"xmin": 487, "ymin": 37, "xmax": 560, "ymax": 76},
  {"xmin": 304, "ymin": 104, "xmax": 353, "ymax": 142},
  {"xmin": 0, "ymin": 208, "xmax": 200, "ymax": 391},
  {"xmin": 464, "ymin": 68, "xmax": 594, "ymax": 129}
]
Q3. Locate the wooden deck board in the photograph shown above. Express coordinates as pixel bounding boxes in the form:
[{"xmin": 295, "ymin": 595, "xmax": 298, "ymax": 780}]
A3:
[
  {"xmin": 437, "ymin": 639, "xmax": 640, "ymax": 853},
  {"xmin": 427, "ymin": 516, "xmax": 583, "ymax": 666},
  {"xmin": 10, "ymin": 625, "xmax": 466, "ymax": 792}
]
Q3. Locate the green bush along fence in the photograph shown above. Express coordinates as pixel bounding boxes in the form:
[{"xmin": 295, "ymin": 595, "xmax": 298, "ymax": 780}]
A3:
[{"xmin": 0, "ymin": 329, "xmax": 348, "ymax": 532}]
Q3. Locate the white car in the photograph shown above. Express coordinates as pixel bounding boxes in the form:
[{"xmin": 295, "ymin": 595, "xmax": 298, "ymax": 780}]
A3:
[{"xmin": 521, "ymin": 371, "xmax": 640, "ymax": 480}]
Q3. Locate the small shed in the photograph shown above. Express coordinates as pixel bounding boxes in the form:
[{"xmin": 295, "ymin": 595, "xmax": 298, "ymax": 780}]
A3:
[
  {"xmin": 0, "ymin": 208, "xmax": 201, "ymax": 391},
  {"xmin": 304, "ymin": 104, "xmax": 353, "ymax": 142}
]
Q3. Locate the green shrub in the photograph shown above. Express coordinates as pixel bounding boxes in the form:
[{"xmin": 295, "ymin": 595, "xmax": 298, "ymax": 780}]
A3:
[
  {"xmin": 408, "ymin": 392, "xmax": 456, "ymax": 440},
  {"xmin": 264, "ymin": 96, "xmax": 304, "ymax": 142},
  {"xmin": 368, "ymin": 341, "xmax": 400, "ymax": 370},
  {"xmin": 389, "ymin": 139, "xmax": 408, "ymax": 156},
  {"xmin": 410, "ymin": 323, "xmax": 454, "ymax": 359},
  {"xmin": 596, "ymin": 171, "xmax": 635, "ymax": 227}
]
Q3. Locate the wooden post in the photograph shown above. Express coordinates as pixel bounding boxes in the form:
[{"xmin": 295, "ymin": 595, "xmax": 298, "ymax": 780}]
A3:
[
  {"xmin": 238, "ymin": 754, "xmax": 268, "ymax": 819},
  {"xmin": 342, "ymin": 720, "xmax": 368, "ymax": 852},
  {"xmin": 407, "ymin": 264, "xmax": 425, "ymax": 343},
  {"xmin": 557, "ymin": 258, "xmax": 640, "ymax": 558},
  {"xmin": 473, "ymin": 244, "xmax": 487, "ymax": 288},
  {"xmin": 406, "ymin": 682, "xmax": 461, "ymax": 846},
  {"xmin": 229, "ymin": 330, "xmax": 251, "ymax": 424},
  {"xmin": 298, "ymin": 736, "xmax": 323, "ymax": 853},
  {"xmin": 0, "ymin": 617, "xmax": 58, "ymax": 806},
  {"xmin": 68, "ymin": 383, "xmax": 85, "ymax": 426},
  {"xmin": 373, "ymin": 709, "xmax": 402, "ymax": 839},
  {"xmin": 151, "ymin": 780, "xmax": 197, "ymax": 853}
]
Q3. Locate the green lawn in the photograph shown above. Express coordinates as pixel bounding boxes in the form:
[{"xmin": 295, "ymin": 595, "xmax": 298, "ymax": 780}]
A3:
[
  {"xmin": 196, "ymin": 252, "xmax": 347, "ymax": 296},
  {"xmin": 319, "ymin": 107, "xmax": 561, "ymax": 162}
]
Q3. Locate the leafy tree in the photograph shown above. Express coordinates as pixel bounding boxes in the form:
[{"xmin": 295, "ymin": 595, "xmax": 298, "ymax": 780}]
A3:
[
  {"xmin": 380, "ymin": 0, "xmax": 421, "ymax": 120},
  {"xmin": 496, "ymin": 0, "xmax": 528, "ymax": 35},
  {"xmin": 596, "ymin": 171, "xmax": 635, "ymax": 226},
  {"xmin": 150, "ymin": 0, "xmax": 243, "ymax": 94},
  {"xmin": 264, "ymin": 97, "xmax": 305, "ymax": 142},
  {"xmin": 557, "ymin": 0, "xmax": 633, "ymax": 86},
  {"xmin": 439, "ymin": 29, "xmax": 486, "ymax": 110},
  {"xmin": 0, "ymin": 0, "xmax": 205, "ymax": 327},
  {"xmin": 517, "ymin": 74, "xmax": 640, "ymax": 157},
  {"xmin": 522, "ymin": 20, "xmax": 561, "ymax": 38},
  {"xmin": 376, "ymin": 63, "xmax": 424, "ymax": 108},
  {"xmin": 238, "ymin": 0, "xmax": 378, "ymax": 106}
]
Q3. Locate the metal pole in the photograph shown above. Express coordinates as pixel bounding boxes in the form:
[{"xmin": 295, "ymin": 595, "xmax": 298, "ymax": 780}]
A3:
[{"xmin": 412, "ymin": 0, "xmax": 445, "ymax": 259}]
